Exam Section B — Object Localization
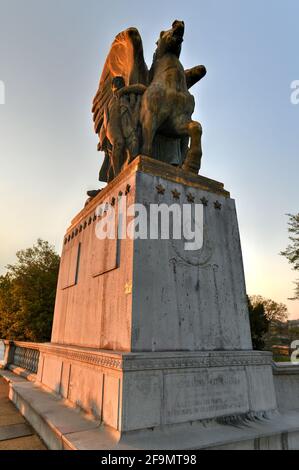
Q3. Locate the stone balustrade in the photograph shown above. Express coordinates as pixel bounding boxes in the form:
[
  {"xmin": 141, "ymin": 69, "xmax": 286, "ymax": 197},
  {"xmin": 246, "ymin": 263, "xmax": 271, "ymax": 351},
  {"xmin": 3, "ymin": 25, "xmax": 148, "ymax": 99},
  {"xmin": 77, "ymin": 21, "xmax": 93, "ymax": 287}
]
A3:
[{"xmin": 0, "ymin": 340, "xmax": 40, "ymax": 375}]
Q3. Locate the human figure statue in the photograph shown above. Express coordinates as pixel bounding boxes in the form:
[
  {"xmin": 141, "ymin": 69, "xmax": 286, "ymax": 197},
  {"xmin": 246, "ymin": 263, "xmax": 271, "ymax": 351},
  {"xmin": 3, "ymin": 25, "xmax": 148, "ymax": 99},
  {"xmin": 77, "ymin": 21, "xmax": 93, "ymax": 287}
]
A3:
[{"xmin": 98, "ymin": 76, "xmax": 147, "ymax": 182}]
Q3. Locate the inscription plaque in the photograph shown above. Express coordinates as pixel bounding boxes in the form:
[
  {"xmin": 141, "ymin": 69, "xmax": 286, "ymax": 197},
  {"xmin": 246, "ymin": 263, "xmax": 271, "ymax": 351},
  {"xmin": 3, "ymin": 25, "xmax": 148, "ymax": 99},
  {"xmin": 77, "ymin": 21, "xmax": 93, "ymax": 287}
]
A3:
[{"xmin": 164, "ymin": 368, "xmax": 249, "ymax": 424}]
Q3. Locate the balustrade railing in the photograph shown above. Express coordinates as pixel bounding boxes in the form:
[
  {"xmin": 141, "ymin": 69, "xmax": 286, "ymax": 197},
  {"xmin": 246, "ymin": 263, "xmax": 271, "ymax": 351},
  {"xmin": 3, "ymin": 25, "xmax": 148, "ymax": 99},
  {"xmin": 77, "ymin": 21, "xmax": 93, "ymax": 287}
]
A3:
[
  {"xmin": 13, "ymin": 345, "xmax": 40, "ymax": 373},
  {"xmin": 0, "ymin": 340, "xmax": 41, "ymax": 374}
]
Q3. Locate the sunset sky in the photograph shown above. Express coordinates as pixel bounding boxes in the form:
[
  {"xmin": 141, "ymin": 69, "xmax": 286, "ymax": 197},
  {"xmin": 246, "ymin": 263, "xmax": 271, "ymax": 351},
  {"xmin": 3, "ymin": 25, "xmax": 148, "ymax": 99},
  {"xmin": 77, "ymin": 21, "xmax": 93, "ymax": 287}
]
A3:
[{"xmin": 0, "ymin": 0, "xmax": 298, "ymax": 318}]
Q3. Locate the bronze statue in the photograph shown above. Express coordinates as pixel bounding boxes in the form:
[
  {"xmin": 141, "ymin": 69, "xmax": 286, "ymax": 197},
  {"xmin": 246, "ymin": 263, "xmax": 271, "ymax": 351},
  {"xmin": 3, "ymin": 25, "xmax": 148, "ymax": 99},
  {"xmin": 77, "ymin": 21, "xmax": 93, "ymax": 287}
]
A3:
[{"xmin": 92, "ymin": 21, "xmax": 206, "ymax": 183}]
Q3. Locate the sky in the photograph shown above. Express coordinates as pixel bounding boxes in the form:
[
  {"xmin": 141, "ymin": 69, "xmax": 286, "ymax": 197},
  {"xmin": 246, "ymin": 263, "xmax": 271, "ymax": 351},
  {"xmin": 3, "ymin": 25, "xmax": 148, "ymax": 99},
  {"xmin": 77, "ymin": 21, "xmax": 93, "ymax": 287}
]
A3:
[{"xmin": 0, "ymin": 0, "xmax": 298, "ymax": 318}]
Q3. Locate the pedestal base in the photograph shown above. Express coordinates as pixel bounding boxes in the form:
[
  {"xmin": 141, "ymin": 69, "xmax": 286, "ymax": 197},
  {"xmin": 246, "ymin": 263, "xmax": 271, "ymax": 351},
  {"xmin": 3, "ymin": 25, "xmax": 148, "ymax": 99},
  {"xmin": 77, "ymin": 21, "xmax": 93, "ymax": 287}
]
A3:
[
  {"xmin": 36, "ymin": 343, "xmax": 276, "ymax": 432},
  {"xmin": 3, "ymin": 366, "xmax": 299, "ymax": 450}
]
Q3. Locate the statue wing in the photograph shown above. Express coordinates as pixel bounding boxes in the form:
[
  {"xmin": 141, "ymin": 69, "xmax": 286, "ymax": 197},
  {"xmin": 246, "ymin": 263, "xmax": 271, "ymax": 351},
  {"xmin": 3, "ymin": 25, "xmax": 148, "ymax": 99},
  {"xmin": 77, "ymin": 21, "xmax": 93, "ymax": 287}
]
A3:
[{"xmin": 92, "ymin": 27, "xmax": 148, "ymax": 142}]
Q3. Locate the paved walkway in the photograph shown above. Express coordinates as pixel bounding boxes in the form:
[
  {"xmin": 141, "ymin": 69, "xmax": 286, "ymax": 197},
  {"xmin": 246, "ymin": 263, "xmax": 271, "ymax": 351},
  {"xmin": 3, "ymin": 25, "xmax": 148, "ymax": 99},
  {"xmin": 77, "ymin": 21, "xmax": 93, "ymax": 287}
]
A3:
[{"xmin": 0, "ymin": 377, "xmax": 46, "ymax": 450}]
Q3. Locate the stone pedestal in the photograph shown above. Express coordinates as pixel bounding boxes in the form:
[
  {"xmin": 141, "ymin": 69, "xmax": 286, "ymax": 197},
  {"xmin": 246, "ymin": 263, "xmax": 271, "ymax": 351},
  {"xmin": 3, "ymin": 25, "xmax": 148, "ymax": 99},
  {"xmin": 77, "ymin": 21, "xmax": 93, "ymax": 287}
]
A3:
[
  {"xmin": 51, "ymin": 156, "xmax": 252, "ymax": 352},
  {"xmin": 36, "ymin": 345, "xmax": 276, "ymax": 433},
  {"xmin": 39, "ymin": 156, "xmax": 277, "ymax": 436}
]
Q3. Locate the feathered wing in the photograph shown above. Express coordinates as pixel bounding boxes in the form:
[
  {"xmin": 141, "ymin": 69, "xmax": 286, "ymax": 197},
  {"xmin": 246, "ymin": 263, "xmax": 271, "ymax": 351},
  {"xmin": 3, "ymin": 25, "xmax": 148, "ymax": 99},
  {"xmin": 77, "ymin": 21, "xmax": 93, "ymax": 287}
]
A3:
[{"xmin": 92, "ymin": 27, "xmax": 148, "ymax": 145}]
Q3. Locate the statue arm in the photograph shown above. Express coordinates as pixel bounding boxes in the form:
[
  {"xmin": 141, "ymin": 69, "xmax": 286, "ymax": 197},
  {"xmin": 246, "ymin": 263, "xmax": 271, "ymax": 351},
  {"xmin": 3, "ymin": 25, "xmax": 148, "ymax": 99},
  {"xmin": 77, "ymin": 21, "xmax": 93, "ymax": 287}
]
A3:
[
  {"xmin": 185, "ymin": 65, "xmax": 207, "ymax": 89},
  {"xmin": 117, "ymin": 84, "xmax": 147, "ymax": 98}
]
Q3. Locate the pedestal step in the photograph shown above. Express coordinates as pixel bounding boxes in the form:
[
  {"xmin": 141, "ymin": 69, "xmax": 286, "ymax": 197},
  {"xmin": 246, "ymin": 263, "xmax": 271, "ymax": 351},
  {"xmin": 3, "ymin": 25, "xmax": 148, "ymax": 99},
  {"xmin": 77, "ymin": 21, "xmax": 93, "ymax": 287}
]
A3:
[{"xmin": 2, "ymin": 369, "xmax": 299, "ymax": 450}]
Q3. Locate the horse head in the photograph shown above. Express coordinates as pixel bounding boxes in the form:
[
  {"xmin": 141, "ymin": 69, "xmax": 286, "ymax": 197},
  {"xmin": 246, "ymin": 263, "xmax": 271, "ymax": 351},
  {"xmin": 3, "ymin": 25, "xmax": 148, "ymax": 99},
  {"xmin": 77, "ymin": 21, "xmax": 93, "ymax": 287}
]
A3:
[{"xmin": 155, "ymin": 20, "xmax": 185, "ymax": 59}]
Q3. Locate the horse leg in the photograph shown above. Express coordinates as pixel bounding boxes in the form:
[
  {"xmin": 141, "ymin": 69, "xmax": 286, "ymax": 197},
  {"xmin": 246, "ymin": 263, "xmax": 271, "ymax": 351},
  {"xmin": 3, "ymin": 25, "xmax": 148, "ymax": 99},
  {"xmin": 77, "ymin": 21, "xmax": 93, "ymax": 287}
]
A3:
[{"xmin": 176, "ymin": 120, "xmax": 202, "ymax": 174}]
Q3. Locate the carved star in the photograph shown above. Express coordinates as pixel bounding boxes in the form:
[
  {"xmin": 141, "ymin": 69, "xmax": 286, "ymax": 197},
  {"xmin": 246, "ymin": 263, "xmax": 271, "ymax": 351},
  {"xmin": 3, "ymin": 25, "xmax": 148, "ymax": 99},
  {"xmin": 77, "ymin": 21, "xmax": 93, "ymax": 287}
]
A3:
[
  {"xmin": 124, "ymin": 281, "xmax": 132, "ymax": 294},
  {"xmin": 214, "ymin": 200, "xmax": 222, "ymax": 210},
  {"xmin": 200, "ymin": 196, "xmax": 208, "ymax": 206},
  {"xmin": 171, "ymin": 188, "xmax": 181, "ymax": 200},
  {"xmin": 156, "ymin": 184, "xmax": 165, "ymax": 195},
  {"xmin": 187, "ymin": 192, "xmax": 195, "ymax": 203}
]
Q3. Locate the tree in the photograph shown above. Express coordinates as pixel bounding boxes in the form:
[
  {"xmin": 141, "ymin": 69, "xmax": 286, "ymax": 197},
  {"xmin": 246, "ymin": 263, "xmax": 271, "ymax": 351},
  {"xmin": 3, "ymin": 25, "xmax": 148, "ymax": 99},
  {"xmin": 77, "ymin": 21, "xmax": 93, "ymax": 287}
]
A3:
[
  {"xmin": 0, "ymin": 239, "xmax": 60, "ymax": 342},
  {"xmin": 281, "ymin": 213, "xmax": 299, "ymax": 300},
  {"xmin": 250, "ymin": 295, "xmax": 288, "ymax": 322},
  {"xmin": 249, "ymin": 295, "xmax": 289, "ymax": 350},
  {"xmin": 248, "ymin": 296, "xmax": 270, "ymax": 350}
]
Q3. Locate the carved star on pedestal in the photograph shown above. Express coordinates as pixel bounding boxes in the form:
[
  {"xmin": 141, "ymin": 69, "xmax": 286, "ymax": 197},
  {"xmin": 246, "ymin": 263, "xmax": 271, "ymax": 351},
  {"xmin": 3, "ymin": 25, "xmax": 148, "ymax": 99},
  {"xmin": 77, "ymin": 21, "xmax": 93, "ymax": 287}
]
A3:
[
  {"xmin": 200, "ymin": 196, "xmax": 208, "ymax": 206},
  {"xmin": 124, "ymin": 280, "xmax": 132, "ymax": 294},
  {"xmin": 171, "ymin": 189, "xmax": 181, "ymax": 200},
  {"xmin": 187, "ymin": 193, "xmax": 195, "ymax": 203},
  {"xmin": 156, "ymin": 184, "xmax": 165, "ymax": 195},
  {"xmin": 214, "ymin": 200, "xmax": 222, "ymax": 210}
]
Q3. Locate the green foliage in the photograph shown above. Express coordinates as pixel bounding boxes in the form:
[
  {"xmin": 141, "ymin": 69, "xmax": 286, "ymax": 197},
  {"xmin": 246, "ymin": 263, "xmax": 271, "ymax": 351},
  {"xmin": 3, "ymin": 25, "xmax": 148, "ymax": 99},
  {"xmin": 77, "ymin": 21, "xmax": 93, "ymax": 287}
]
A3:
[
  {"xmin": 272, "ymin": 355, "xmax": 290, "ymax": 363},
  {"xmin": 0, "ymin": 239, "xmax": 60, "ymax": 342},
  {"xmin": 281, "ymin": 213, "xmax": 299, "ymax": 300},
  {"xmin": 288, "ymin": 326, "xmax": 299, "ymax": 343},
  {"xmin": 248, "ymin": 296, "xmax": 270, "ymax": 350},
  {"xmin": 249, "ymin": 295, "xmax": 289, "ymax": 350},
  {"xmin": 250, "ymin": 295, "xmax": 288, "ymax": 322}
]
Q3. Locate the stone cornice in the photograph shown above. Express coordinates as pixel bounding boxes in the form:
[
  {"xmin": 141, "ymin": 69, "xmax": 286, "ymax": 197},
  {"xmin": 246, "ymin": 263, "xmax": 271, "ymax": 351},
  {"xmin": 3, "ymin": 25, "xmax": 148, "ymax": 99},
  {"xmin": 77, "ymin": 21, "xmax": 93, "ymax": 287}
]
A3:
[
  {"xmin": 68, "ymin": 155, "xmax": 230, "ymax": 232},
  {"xmin": 38, "ymin": 344, "xmax": 272, "ymax": 372}
]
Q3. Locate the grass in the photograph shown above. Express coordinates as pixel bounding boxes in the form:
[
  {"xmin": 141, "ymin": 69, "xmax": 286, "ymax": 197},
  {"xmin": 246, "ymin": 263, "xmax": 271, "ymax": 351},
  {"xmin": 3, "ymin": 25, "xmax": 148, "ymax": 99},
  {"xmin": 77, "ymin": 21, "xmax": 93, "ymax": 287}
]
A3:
[{"xmin": 272, "ymin": 354, "xmax": 291, "ymax": 362}]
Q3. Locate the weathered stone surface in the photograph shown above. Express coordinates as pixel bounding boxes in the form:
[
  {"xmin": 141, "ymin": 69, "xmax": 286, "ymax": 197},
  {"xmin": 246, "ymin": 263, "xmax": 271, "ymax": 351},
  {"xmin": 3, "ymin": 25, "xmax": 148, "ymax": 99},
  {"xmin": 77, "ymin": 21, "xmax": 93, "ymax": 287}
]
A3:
[
  {"xmin": 0, "ymin": 423, "xmax": 32, "ymax": 441},
  {"xmin": 0, "ymin": 376, "xmax": 46, "ymax": 450},
  {"xmin": 246, "ymin": 365, "xmax": 277, "ymax": 412},
  {"xmin": 273, "ymin": 363, "xmax": 299, "ymax": 412},
  {"xmin": 68, "ymin": 364, "xmax": 103, "ymax": 418},
  {"xmin": 43, "ymin": 158, "xmax": 281, "ymax": 435},
  {"xmin": 122, "ymin": 371, "xmax": 162, "ymax": 430},
  {"xmin": 131, "ymin": 170, "xmax": 252, "ymax": 351},
  {"xmin": 35, "ymin": 345, "xmax": 276, "ymax": 431},
  {"xmin": 22, "ymin": 150, "xmax": 292, "ymax": 446},
  {"xmin": 51, "ymin": 156, "xmax": 251, "ymax": 352},
  {"xmin": 5, "ymin": 367, "xmax": 299, "ymax": 450},
  {"xmin": 163, "ymin": 368, "xmax": 249, "ymax": 424},
  {"xmin": 51, "ymin": 168, "xmax": 136, "ymax": 350},
  {"xmin": 287, "ymin": 431, "xmax": 299, "ymax": 450},
  {"xmin": 41, "ymin": 355, "xmax": 62, "ymax": 394},
  {"xmin": 102, "ymin": 375, "xmax": 120, "ymax": 429}
]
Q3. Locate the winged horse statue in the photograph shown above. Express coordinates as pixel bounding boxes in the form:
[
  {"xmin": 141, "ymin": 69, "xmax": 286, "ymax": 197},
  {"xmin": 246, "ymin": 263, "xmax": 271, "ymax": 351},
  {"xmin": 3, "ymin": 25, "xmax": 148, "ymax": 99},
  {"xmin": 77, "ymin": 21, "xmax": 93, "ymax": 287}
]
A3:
[{"xmin": 92, "ymin": 21, "xmax": 206, "ymax": 183}]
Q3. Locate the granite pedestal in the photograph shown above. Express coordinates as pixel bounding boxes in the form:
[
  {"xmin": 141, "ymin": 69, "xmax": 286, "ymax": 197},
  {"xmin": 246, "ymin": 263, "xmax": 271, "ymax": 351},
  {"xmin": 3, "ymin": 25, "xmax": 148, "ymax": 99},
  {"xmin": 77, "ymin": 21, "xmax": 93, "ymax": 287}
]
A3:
[{"xmin": 32, "ymin": 156, "xmax": 277, "ymax": 439}]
